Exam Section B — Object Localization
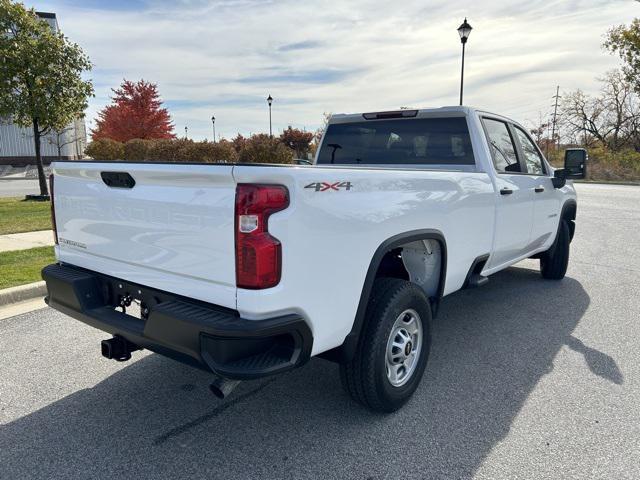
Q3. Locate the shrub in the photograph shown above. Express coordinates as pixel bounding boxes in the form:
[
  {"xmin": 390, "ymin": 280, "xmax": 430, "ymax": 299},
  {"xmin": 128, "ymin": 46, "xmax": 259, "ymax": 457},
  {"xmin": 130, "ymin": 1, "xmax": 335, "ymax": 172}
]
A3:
[
  {"xmin": 586, "ymin": 146, "xmax": 640, "ymax": 181},
  {"xmin": 185, "ymin": 140, "xmax": 238, "ymax": 163},
  {"xmin": 546, "ymin": 148, "xmax": 564, "ymax": 168},
  {"xmin": 166, "ymin": 138, "xmax": 194, "ymax": 162},
  {"xmin": 124, "ymin": 139, "xmax": 151, "ymax": 161},
  {"xmin": 547, "ymin": 145, "xmax": 640, "ymax": 181},
  {"xmin": 144, "ymin": 139, "xmax": 175, "ymax": 162},
  {"xmin": 238, "ymin": 134, "xmax": 294, "ymax": 164},
  {"xmin": 211, "ymin": 139, "xmax": 239, "ymax": 163},
  {"xmin": 231, "ymin": 134, "xmax": 247, "ymax": 154},
  {"xmin": 85, "ymin": 138, "xmax": 125, "ymax": 160},
  {"xmin": 86, "ymin": 135, "xmax": 292, "ymax": 165}
]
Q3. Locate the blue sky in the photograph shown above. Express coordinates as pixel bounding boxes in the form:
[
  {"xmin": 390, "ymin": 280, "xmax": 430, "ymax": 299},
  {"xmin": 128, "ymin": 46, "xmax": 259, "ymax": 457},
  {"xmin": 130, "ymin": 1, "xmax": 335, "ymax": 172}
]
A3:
[{"xmin": 32, "ymin": 0, "xmax": 639, "ymax": 140}]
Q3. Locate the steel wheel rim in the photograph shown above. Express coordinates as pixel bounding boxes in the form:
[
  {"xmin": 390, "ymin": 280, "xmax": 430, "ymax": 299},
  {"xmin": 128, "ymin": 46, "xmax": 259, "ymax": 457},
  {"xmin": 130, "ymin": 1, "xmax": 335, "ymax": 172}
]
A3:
[{"xmin": 385, "ymin": 308, "xmax": 423, "ymax": 387}]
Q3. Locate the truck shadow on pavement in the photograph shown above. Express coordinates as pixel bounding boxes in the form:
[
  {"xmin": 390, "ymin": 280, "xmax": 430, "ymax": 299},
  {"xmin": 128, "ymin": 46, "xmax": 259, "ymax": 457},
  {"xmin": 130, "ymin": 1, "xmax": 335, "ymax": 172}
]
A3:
[{"xmin": 0, "ymin": 265, "xmax": 621, "ymax": 479}]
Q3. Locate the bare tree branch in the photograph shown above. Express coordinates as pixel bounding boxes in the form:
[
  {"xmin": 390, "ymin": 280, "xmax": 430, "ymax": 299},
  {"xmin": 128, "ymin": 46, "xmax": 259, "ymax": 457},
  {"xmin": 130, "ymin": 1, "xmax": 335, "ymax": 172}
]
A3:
[{"xmin": 560, "ymin": 71, "xmax": 640, "ymax": 151}]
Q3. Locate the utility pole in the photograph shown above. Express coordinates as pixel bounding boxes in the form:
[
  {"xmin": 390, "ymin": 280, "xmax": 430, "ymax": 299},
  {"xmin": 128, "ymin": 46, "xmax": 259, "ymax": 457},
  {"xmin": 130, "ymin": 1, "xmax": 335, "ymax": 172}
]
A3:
[
  {"xmin": 551, "ymin": 85, "xmax": 560, "ymax": 152},
  {"xmin": 545, "ymin": 118, "xmax": 551, "ymax": 158}
]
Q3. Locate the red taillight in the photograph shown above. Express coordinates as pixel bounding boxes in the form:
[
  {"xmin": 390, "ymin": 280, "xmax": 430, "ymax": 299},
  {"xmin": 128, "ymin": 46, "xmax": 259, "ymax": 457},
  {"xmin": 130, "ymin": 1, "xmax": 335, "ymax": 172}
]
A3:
[
  {"xmin": 49, "ymin": 174, "xmax": 58, "ymax": 245},
  {"xmin": 235, "ymin": 184, "xmax": 289, "ymax": 289}
]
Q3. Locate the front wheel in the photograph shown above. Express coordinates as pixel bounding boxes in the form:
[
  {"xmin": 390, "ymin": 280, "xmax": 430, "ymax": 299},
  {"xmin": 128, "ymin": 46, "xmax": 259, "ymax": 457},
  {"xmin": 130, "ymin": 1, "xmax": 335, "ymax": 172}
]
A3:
[
  {"xmin": 340, "ymin": 278, "xmax": 432, "ymax": 412},
  {"xmin": 540, "ymin": 220, "xmax": 570, "ymax": 279}
]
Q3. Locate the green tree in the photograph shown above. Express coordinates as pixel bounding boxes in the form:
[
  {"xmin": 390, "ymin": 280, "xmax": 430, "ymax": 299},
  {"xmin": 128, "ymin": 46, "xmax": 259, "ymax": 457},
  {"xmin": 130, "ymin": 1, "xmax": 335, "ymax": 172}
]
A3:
[
  {"xmin": 604, "ymin": 18, "xmax": 640, "ymax": 92},
  {"xmin": 0, "ymin": 1, "xmax": 93, "ymax": 196}
]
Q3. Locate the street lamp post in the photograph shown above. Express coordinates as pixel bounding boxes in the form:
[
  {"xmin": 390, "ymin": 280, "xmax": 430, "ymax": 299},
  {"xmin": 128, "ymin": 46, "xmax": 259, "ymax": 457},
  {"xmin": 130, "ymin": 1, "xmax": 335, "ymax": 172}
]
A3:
[
  {"xmin": 267, "ymin": 94, "xmax": 273, "ymax": 137},
  {"xmin": 211, "ymin": 116, "xmax": 216, "ymax": 143},
  {"xmin": 457, "ymin": 18, "xmax": 472, "ymax": 106},
  {"xmin": 184, "ymin": 126, "xmax": 188, "ymax": 139}
]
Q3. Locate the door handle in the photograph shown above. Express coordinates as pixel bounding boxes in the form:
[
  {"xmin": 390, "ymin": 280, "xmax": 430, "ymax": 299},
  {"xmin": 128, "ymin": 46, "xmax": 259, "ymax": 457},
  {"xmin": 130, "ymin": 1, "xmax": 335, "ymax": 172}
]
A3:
[
  {"xmin": 534, "ymin": 186, "xmax": 545, "ymax": 193},
  {"xmin": 101, "ymin": 171, "xmax": 136, "ymax": 189},
  {"xmin": 500, "ymin": 188, "xmax": 513, "ymax": 195}
]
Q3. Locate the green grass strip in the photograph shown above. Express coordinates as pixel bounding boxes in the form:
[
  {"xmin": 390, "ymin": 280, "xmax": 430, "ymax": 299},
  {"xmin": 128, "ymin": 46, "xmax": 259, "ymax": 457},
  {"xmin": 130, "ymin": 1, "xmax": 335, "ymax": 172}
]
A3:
[
  {"xmin": 0, "ymin": 246, "xmax": 55, "ymax": 289},
  {"xmin": 0, "ymin": 197, "xmax": 52, "ymax": 235}
]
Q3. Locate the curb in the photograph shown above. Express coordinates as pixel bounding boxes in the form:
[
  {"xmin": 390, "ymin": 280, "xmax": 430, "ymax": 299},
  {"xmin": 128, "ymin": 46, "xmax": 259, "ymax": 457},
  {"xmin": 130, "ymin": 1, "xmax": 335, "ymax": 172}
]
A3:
[
  {"xmin": 575, "ymin": 180, "xmax": 640, "ymax": 186},
  {"xmin": 0, "ymin": 281, "xmax": 46, "ymax": 307},
  {"xmin": 0, "ymin": 176, "xmax": 44, "ymax": 181}
]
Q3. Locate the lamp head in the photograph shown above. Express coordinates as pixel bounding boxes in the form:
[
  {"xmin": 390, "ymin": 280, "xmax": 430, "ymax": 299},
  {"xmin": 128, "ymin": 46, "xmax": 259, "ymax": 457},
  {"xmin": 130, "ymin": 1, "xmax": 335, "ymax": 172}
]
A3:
[{"xmin": 457, "ymin": 18, "xmax": 472, "ymax": 44}]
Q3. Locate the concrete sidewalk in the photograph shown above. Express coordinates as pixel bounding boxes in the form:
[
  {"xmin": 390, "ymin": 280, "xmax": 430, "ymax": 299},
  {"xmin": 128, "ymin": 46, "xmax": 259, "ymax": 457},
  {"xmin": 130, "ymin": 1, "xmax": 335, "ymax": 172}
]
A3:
[
  {"xmin": 0, "ymin": 230, "xmax": 54, "ymax": 253},
  {"xmin": 0, "ymin": 179, "xmax": 42, "ymax": 198}
]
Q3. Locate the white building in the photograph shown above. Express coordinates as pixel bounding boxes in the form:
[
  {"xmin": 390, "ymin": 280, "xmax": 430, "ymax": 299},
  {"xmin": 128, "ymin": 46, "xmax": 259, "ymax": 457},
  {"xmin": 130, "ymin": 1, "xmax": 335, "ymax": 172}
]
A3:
[{"xmin": 0, "ymin": 12, "xmax": 87, "ymax": 166}]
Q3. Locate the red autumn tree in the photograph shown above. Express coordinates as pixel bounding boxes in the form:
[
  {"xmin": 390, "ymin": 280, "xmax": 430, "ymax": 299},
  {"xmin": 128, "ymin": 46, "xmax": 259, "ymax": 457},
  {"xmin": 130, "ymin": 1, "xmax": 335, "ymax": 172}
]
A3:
[
  {"xmin": 91, "ymin": 79, "xmax": 175, "ymax": 142},
  {"xmin": 279, "ymin": 126, "xmax": 313, "ymax": 158}
]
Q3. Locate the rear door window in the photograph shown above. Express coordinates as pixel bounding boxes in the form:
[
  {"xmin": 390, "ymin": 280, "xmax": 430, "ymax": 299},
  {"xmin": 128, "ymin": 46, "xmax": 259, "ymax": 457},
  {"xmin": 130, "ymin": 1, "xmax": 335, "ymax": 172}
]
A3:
[
  {"xmin": 316, "ymin": 117, "xmax": 475, "ymax": 166},
  {"xmin": 482, "ymin": 118, "xmax": 522, "ymax": 173}
]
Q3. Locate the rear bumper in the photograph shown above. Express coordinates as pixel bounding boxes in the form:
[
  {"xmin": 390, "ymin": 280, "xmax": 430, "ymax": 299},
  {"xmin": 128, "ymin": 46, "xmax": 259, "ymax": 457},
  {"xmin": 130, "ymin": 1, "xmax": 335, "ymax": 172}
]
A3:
[{"xmin": 41, "ymin": 263, "xmax": 312, "ymax": 380}]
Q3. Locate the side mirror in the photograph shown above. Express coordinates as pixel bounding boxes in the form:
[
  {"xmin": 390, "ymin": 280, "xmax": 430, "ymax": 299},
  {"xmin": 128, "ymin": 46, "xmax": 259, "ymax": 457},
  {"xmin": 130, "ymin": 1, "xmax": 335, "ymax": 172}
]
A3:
[
  {"xmin": 552, "ymin": 148, "xmax": 587, "ymax": 188},
  {"xmin": 564, "ymin": 148, "xmax": 587, "ymax": 179},
  {"xmin": 552, "ymin": 169, "xmax": 566, "ymax": 189}
]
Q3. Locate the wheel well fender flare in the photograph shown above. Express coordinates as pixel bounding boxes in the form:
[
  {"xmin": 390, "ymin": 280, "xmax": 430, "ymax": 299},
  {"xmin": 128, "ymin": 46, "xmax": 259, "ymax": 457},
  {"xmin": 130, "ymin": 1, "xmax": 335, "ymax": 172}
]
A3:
[
  {"xmin": 329, "ymin": 229, "xmax": 447, "ymax": 363},
  {"xmin": 560, "ymin": 199, "xmax": 577, "ymax": 241}
]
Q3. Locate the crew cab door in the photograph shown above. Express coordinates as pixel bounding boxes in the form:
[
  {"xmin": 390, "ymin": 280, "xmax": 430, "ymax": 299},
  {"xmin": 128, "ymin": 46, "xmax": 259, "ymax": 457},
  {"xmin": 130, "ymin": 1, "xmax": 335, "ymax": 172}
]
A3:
[
  {"xmin": 510, "ymin": 125, "xmax": 561, "ymax": 249},
  {"xmin": 482, "ymin": 117, "xmax": 536, "ymax": 269}
]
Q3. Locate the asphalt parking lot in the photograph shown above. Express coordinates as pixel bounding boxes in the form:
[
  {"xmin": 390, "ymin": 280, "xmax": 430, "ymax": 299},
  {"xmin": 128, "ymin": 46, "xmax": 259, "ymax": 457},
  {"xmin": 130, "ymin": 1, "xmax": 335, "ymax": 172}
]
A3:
[{"xmin": 1, "ymin": 183, "xmax": 638, "ymax": 479}]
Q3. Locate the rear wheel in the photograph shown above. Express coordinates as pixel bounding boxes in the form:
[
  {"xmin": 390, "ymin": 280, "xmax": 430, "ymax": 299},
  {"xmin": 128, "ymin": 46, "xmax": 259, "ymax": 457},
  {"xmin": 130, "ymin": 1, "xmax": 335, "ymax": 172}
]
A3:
[
  {"xmin": 540, "ymin": 220, "xmax": 570, "ymax": 280},
  {"xmin": 340, "ymin": 278, "xmax": 432, "ymax": 412}
]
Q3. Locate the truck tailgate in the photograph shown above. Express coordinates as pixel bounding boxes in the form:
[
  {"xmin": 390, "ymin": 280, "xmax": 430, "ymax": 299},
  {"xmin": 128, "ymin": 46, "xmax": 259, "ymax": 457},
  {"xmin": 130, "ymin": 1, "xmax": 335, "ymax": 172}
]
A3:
[{"xmin": 52, "ymin": 162, "xmax": 237, "ymax": 309}]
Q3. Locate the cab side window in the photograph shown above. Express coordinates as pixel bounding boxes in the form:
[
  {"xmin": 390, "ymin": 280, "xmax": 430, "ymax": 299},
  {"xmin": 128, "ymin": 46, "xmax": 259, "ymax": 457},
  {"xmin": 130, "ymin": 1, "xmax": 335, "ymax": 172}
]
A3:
[
  {"xmin": 482, "ymin": 118, "xmax": 522, "ymax": 173},
  {"xmin": 513, "ymin": 126, "xmax": 545, "ymax": 175}
]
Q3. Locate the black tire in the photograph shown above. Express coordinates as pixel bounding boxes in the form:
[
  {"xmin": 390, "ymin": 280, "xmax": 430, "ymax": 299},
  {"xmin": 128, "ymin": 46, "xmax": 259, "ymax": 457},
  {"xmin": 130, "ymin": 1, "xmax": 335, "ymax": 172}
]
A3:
[
  {"xmin": 340, "ymin": 278, "xmax": 432, "ymax": 412},
  {"xmin": 540, "ymin": 220, "xmax": 570, "ymax": 280}
]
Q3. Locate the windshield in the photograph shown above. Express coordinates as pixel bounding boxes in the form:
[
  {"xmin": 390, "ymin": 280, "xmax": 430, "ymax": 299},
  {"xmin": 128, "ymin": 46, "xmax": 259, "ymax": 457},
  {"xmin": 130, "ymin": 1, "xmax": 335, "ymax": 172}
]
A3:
[{"xmin": 316, "ymin": 117, "xmax": 475, "ymax": 166}]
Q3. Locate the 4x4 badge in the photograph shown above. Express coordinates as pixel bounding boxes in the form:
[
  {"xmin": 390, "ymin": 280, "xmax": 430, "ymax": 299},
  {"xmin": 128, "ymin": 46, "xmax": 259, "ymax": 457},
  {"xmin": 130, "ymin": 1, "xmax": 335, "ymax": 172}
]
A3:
[{"xmin": 305, "ymin": 182, "xmax": 352, "ymax": 192}]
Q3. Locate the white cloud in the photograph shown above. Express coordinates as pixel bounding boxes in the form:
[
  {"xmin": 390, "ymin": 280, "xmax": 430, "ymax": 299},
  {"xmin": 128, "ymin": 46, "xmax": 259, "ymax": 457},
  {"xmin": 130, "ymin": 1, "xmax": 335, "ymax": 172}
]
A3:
[{"xmin": 34, "ymin": 0, "xmax": 638, "ymax": 139}]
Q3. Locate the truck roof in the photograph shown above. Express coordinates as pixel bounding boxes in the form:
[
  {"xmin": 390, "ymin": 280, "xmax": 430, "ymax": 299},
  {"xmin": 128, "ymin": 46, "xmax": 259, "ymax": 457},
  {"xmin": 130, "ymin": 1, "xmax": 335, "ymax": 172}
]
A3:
[{"xmin": 328, "ymin": 106, "xmax": 517, "ymax": 126}]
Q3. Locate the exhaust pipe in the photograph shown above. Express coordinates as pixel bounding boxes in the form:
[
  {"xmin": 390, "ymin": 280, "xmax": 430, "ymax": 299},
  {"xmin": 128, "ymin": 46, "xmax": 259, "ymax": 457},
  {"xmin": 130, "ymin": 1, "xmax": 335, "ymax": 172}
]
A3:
[
  {"xmin": 209, "ymin": 376, "xmax": 241, "ymax": 399},
  {"xmin": 101, "ymin": 335, "xmax": 141, "ymax": 362}
]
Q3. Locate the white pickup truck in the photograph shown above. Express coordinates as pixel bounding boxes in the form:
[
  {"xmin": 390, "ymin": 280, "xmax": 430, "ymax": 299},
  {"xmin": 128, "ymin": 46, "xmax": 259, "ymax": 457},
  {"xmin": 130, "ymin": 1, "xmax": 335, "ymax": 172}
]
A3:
[{"xmin": 42, "ymin": 106, "xmax": 586, "ymax": 412}]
